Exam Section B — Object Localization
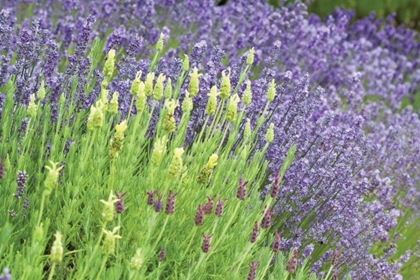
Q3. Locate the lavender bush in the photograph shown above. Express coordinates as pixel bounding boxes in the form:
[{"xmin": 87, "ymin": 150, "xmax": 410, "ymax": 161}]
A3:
[{"xmin": 1, "ymin": 0, "xmax": 420, "ymax": 279}]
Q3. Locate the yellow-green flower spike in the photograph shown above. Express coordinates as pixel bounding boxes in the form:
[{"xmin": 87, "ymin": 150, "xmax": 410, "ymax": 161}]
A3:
[
  {"xmin": 130, "ymin": 249, "xmax": 144, "ymax": 271},
  {"xmin": 168, "ymin": 147, "xmax": 184, "ymax": 178},
  {"xmin": 164, "ymin": 99, "xmax": 178, "ymax": 115},
  {"xmin": 206, "ymin": 86, "xmax": 219, "ymax": 115},
  {"xmin": 242, "ymin": 80, "xmax": 252, "ymax": 105},
  {"xmin": 108, "ymin": 91, "xmax": 119, "ymax": 114},
  {"xmin": 51, "ymin": 231, "xmax": 63, "ymax": 263},
  {"xmin": 164, "ymin": 78, "xmax": 172, "ymax": 99},
  {"xmin": 100, "ymin": 191, "xmax": 119, "ymax": 222},
  {"xmin": 225, "ymin": 94, "xmax": 241, "ymax": 123},
  {"xmin": 144, "ymin": 72, "xmax": 155, "ymax": 96},
  {"xmin": 182, "ymin": 54, "xmax": 189, "ymax": 71},
  {"xmin": 266, "ymin": 122, "xmax": 274, "ymax": 143},
  {"xmin": 87, "ymin": 101, "xmax": 104, "ymax": 131},
  {"xmin": 151, "ymin": 136, "xmax": 168, "ymax": 166},
  {"xmin": 109, "ymin": 120, "xmax": 128, "ymax": 160},
  {"xmin": 163, "ymin": 100, "xmax": 178, "ymax": 132},
  {"xmin": 153, "ymin": 73, "xmax": 166, "ymax": 101},
  {"xmin": 102, "ymin": 226, "xmax": 122, "ymax": 255},
  {"xmin": 37, "ymin": 80, "xmax": 46, "ymax": 100},
  {"xmin": 197, "ymin": 154, "xmax": 218, "ymax": 184},
  {"xmin": 267, "ymin": 79, "xmax": 276, "ymax": 102},
  {"xmin": 27, "ymin": 93, "xmax": 38, "ymax": 119},
  {"xmin": 220, "ymin": 69, "xmax": 231, "ymax": 99},
  {"xmin": 130, "ymin": 71, "xmax": 142, "ymax": 96},
  {"xmin": 136, "ymin": 81, "xmax": 146, "ymax": 112},
  {"xmin": 244, "ymin": 118, "xmax": 251, "ymax": 139},
  {"xmin": 103, "ymin": 49, "xmax": 116, "ymax": 80},
  {"xmin": 188, "ymin": 67, "xmax": 203, "ymax": 97},
  {"xmin": 182, "ymin": 91, "xmax": 193, "ymax": 113},
  {"xmin": 44, "ymin": 161, "xmax": 64, "ymax": 196},
  {"xmin": 100, "ymin": 86, "xmax": 109, "ymax": 106},
  {"xmin": 156, "ymin": 32, "xmax": 165, "ymax": 52},
  {"xmin": 246, "ymin": 47, "xmax": 255, "ymax": 66}
]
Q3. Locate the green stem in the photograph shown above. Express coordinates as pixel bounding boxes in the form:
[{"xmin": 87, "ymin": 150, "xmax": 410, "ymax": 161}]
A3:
[
  {"xmin": 96, "ymin": 256, "xmax": 108, "ymax": 280},
  {"xmin": 47, "ymin": 262, "xmax": 56, "ymax": 280}
]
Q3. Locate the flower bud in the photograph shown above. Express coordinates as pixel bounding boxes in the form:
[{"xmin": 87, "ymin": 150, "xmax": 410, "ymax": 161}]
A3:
[
  {"xmin": 286, "ymin": 250, "xmax": 298, "ymax": 274},
  {"xmin": 188, "ymin": 67, "xmax": 203, "ymax": 97},
  {"xmin": 135, "ymin": 81, "xmax": 146, "ymax": 112},
  {"xmin": 130, "ymin": 71, "xmax": 142, "ymax": 96},
  {"xmin": 156, "ymin": 32, "xmax": 165, "ymax": 52},
  {"xmin": 108, "ymin": 91, "xmax": 119, "ymax": 114},
  {"xmin": 225, "ymin": 94, "xmax": 240, "ymax": 122},
  {"xmin": 265, "ymin": 123, "xmax": 274, "ymax": 143},
  {"xmin": 102, "ymin": 226, "xmax": 122, "ymax": 255},
  {"xmin": 153, "ymin": 73, "xmax": 166, "ymax": 101},
  {"xmin": 206, "ymin": 86, "xmax": 219, "ymax": 115},
  {"xmin": 151, "ymin": 136, "xmax": 168, "ymax": 166},
  {"xmin": 246, "ymin": 47, "xmax": 255, "ymax": 66},
  {"xmin": 51, "ymin": 231, "xmax": 63, "ymax": 263},
  {"xmin": 130, "ymin": 249, "xmax": 143, "ymax": 270},
  {"xmin": 182, "ymin": 54, "xmax": 189, "ymax": 71},
  {"xmin": 242, "ymin": 80, "xmax": 252, "ymax": 105},
  {"xmin": 163, "ymin": 100, "xmax": 178, "ymax": 133},
  {"xmin": 144, "ymin": 72, "xmax": 155, "ymax": 96},
  {"xmin": 103, "ymin": 49, "xmax": 116, "ymax": 80},
  {"xmin": 247, "ymin": 261, "xmax": 259, "ymax": 280},
  {"xmin": 37, "ymin": 80, "xmax": 46, "ymax": 100},
  {"xmin": 109, "ymin": 120, "xmax": 128, "ymax": 160},
  {"xmin": 44, "ymin": 161, "xmax": 64, "ymax": 196},
  {"xmin": 182, "ymin": 91, "xmax": 193, "ymax": 113},
  {"xmin": 168, "ymin": 148, "xmax": 184, "ymax": 178},
  {"xmin": 267, "ymin": 79, "xmax": 276, "ymax": 102},
  {"xmin": 27, "ymin": 94, "xmax": 38, "ymax": 118},
  {"xmin": 201, "ymin": 233, "xmax": 213, "ymax": 253},
  {"xmin": 220, "ymin": 70, "xmax": 231, "ymax": 99},
  {"xmin": 100, "ymin": 191, "xmax": 119, "ymax": 222},
  {"xmin": 197, "ymin": 154, "xmax": 218, "ymax": 184},
  {"xmin": 87, "ymin": 101, "xmax": 104, "ymax": 131}
]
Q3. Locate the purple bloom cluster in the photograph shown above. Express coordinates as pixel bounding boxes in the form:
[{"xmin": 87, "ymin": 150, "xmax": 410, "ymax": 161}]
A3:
[{"xmin": 1, "ymin": 1, "xmax": 419, "ymax": 278}]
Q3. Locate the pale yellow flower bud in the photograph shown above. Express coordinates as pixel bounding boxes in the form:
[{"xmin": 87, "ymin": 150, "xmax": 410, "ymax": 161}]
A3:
[
  {"xmin": 108, "ymin": 91, "xmax": 119, "ymax": 114},
  {"xmin": 246, "ymin": 47, "xmax": 255, "ymax": 66},
  {"xmin": 51, "ymin": 231, "xmax": 63, "ymax": 263},
  {"xmin": 266, "ymin": 123, "xmax": 274, "ymax": 143},
  {"xmin": 164, "ymin": 78, "xmax": 172, "ymax": 99},
  {"xmin": 102, "ymin": 226, "xmax": 122, "ymax": 255},
  {"xmin": 100, "ymin": 191, "xmax": 119, "ymax": 222},
  {"xmin": 206, "ymin": 86, "xmax": 219, "ymax": 115},
  {"xmin": 37, "ymin": 80, "xmax": 46, "ymax": 100},
  {"xmin": 242, "ymin": 80, "xmax": 252, "ymax": 105},
  {"xmin": 182, "ymin": 54, "xmax": 189, "ymax": 71},
  {"xmin": 130, "ymin": 249, "xmax": 144, "ymax": 271},
  {"xmin": 44, "ymin": 161, "xmax": 63, "ymax": 196},
  {"xmin": 168, "ymin": 148, "xmax": 184, "ymax": 178},
  {"xmin": 153, "ymin": 73, "xmax": 166, "ymax": 100},
  {"xmin": 145, "ymin": 72, "xmax": 155, "ymax": 96},
  {"xmin": 27, "ymin": 93, "xmax": 38, "ymax": 118},
  {"xmin": 103, "ymin": 49, "xmax": 116, "ymax": 80},
  {"xmin": 156, "ymin": 33, "xmax": 165, "ymax": 52},
  {"xmin": 182, "ymin": 91, "xmax": 193, "ymax": 113},
  {"xmin": 130, "ymin": 71, "xmax": 142, "ymax": 96},
  {"xmin": 220, "ymin": 70, "xmax": 231, "ymax": 99},
  {"xmin": 188, "ymin": 67, "xmax": 203, "ymax": 97},
  {"xmin": 267, "ymin": 79, "xmax": 276, "ymax": 102},
  {"xmin": 225, "ymin": 94, "xmax": 241, "ymax": 122},
  {"xmin": 151, "ymin": 136, "xmax": 168, "ymax": 166}
]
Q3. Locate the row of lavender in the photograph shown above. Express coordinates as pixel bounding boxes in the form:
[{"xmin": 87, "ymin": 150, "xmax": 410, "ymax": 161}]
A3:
[{"xmin": 0, "ymin": 0, "xmax": 419, "ymax": 278}]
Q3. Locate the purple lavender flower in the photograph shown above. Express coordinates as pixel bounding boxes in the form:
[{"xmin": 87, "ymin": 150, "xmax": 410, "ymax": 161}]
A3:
[{"xmin": 14, "ymin": 171, "xmax": 27, "ymax": 199}]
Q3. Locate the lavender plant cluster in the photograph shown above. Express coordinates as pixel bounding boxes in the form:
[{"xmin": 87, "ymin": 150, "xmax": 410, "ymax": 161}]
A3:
[{"xmin": 1, "ymin": 0, "xmax": 419, "ymax": 279}]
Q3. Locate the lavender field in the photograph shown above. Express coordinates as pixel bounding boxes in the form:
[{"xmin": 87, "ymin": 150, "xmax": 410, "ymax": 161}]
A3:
[{"xmin": 0, "ymin": 0, "xmax": 419, "ymax": 279}]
